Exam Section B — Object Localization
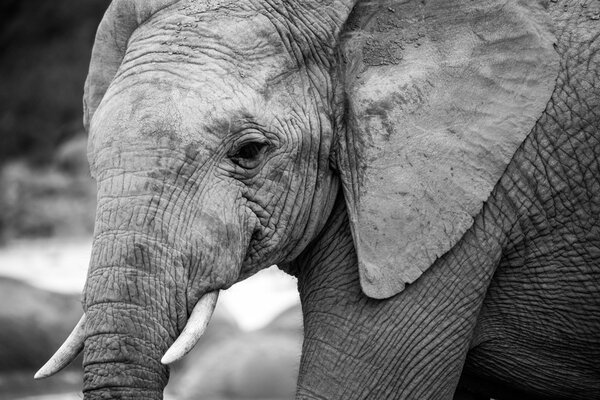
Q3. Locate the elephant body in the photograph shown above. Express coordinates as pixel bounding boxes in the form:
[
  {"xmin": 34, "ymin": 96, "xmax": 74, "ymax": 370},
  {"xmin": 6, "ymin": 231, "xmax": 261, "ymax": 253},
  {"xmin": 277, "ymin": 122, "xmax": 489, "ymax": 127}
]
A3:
[
  {"xmin": 296, "ymin": 131, "xmax": 600, "ymax": 400},
  {"xmin": 467, "ymin": 105, "xmax": 600, "ymax": 397},
  {"xmin": 444, "ymin": 7, "xmax": 600, "ymax": 397},
  {"xmin": 294, "ymin": 5, "xmax": 600, "ymax": 397},
  {"xmin": 292, "ymin": 3, "xmax": 600, "ymax": 399},
  {"xmin": 294, "ymin": 71, "xmax": 600, "ymax": 400},
  {"xmin": 37, "ymin": 0, "xmax": 599, "ymax": 399}
]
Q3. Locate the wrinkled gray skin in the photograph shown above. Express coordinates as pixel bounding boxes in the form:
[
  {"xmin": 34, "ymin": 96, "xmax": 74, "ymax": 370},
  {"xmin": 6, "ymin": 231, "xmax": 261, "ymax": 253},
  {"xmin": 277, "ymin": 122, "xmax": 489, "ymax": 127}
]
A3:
[{"xmin": 78, "ymin": 0, "xmax": 599, "ymax": 399}]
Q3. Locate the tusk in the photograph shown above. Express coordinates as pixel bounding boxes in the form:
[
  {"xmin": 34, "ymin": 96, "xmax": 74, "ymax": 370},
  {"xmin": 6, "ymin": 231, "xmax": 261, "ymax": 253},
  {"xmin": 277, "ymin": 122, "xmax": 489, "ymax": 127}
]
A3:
[
  {"xmin": 161, "ymin": 290, "xmax": 219, "ymax": 365},
  {"xmin": 34, "ymin": 314, "xmax": 86, "ymax": 379}
]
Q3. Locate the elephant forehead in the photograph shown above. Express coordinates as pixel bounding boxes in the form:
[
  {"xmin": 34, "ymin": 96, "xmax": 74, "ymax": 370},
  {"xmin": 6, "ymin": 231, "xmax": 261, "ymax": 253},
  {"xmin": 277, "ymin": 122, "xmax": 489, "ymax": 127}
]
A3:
[
  {"xmin": 120, "ymin": 7, "xmax": 295, "ymax": 91},
  {"xmin": 89, "ymin": 4, "xmax": 329, "ymax": 165},
  {"xmin": 90, "ymin": 80, "xmax": 265, "ymax": 147},
  {"xmin": 92, "ymin": 8, "xmax": 310, "ymax": 140}
]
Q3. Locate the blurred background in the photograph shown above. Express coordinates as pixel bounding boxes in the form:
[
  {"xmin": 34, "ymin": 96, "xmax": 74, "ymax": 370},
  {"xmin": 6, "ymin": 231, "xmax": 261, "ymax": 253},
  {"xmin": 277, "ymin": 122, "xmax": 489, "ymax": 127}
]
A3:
[{"xmin": 0, "ymin": 1, "xmax": 302, "ymax": 399}]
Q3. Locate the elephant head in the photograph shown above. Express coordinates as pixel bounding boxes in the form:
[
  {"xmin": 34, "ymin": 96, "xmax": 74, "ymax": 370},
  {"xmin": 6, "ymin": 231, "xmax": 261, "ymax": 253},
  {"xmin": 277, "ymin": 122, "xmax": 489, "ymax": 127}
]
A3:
[{"xmin": 36, "ymin": 0, "xmax": 559, "ymax": 399}]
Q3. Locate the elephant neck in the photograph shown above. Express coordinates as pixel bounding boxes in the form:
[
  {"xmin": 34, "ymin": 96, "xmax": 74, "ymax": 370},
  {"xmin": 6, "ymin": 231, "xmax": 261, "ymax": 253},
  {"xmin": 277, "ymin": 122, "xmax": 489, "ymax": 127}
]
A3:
[
  {"xmin": 293, "ymin": 187, "xmax": 515, "ymax": 399},
  {"xmin": 290, "ymin": 191, "xmax": 357, "ymax": 288}
]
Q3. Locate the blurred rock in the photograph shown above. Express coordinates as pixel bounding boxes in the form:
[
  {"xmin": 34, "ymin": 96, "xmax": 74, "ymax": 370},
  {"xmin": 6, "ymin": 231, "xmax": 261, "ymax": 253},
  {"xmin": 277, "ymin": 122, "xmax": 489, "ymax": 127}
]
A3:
[
  {"xmin": 266, "ymin": 303, "xmax": 302, "ymax": 334},
  {"xmin": 172, "ymin": 332, "xmax": 302, "ymax": 400},
  {"xmin": 0, "ymin": 137, "xmax": 96, "ymax": 240},
  {"xmin": 168, "ymin": 301, "xmax": 241, "ymax": 376},
  {"xmin": 2, "ymin": 370, "xmax": 83, "ymax": 399},
  {"xmin": 54, "ymin": 134, "xmax": 89, "ymax": 176},
  {"xmin": 0, "ymin": 277, "xmax": 82, "ymax": 372},
  {"xmin": 170, "ymin": 305, "xmax": 303, "ymax": 400},
  {"xmin": 0, "ymin": 277, "xmax": 84, "ymax": 398}
]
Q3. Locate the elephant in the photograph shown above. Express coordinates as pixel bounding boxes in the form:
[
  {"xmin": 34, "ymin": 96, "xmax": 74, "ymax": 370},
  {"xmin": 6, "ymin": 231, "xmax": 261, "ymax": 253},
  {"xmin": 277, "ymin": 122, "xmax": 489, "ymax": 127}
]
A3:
[{"xmin": 36, "ymin": 0, "xmax": 600, "ymax": 399}]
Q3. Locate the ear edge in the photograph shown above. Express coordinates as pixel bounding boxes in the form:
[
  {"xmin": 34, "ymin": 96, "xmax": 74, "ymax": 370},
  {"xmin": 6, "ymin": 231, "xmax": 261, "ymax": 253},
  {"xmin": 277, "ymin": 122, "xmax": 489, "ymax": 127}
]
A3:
[
  {"xmin": 358, "ymin": 260, "xmax": 406, "ymax": 300},
  {"xmin": 336, "ymin": 0, "xmax": 559, "ymax": 300}
]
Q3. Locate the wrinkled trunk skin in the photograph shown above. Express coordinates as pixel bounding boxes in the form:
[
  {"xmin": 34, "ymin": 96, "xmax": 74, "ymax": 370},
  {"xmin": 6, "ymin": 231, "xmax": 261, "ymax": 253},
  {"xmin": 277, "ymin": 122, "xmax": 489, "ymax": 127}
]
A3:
[
  {"xmin": 82, "ymin": 177, "xmax": 189, "ymax": 400},
  {"xmin": 83, "ymin": 236, "xmax": 179, "ymax": 400}
]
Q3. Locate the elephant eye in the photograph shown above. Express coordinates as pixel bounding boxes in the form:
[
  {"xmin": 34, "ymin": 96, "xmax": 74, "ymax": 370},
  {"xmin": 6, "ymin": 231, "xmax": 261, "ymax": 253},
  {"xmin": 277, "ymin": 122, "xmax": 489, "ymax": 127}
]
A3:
[{"xmin": 230, "ymin": 141, "xmax": 269, "ymax": 169}]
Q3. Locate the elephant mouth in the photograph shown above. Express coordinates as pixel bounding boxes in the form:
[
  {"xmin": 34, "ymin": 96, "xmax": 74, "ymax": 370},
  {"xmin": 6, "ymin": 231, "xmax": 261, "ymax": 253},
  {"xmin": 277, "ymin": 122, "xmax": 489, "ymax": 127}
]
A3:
[{"xmin": 34, "ymin": 290, "xmax": 220, "ymax": 379}]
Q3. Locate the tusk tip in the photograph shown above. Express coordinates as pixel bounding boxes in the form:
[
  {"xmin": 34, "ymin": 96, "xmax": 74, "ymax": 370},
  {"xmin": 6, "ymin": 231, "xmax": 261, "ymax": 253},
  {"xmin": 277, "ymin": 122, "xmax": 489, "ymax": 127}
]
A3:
[
  {"xmin": 160, "ymin": 349, "xmax": 181, "ymax": 365},
  {"xmin": 33, "ymin": 314, "xmax": 87, "ymax": 380},
  {"xmin": 34, "ymin": 367, "xmax": 50, "ymax": 380}
]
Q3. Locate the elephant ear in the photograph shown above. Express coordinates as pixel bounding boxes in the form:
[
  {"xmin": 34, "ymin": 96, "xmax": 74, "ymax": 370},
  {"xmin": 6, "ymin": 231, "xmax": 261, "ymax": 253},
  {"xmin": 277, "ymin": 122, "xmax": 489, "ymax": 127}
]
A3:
[
  {"xmin": 337, "ymin": 0, "xmax": 559, "ymax": 299},
  {"xmin": 83, "ymin": 0, "xmax": 181, "ymax": 132}
]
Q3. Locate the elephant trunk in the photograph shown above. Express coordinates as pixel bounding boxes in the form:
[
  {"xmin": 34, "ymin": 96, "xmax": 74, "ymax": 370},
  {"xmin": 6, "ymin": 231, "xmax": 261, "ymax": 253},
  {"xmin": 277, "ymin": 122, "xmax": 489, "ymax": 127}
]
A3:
[
  {"xmin": 83, "ymin": 310, "xmax": 169, "ymax": 400},
  {"xmin": 81, "ymin": 213, "xmax": 186, "ymax": 399}
]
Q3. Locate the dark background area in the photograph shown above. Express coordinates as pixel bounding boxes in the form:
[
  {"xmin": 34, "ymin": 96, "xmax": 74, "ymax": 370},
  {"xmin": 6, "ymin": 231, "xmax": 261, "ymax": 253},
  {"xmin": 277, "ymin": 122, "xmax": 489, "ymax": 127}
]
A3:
[{"xmin": 0, "ymin": 0, "xmax": 109, "ymax": 165}]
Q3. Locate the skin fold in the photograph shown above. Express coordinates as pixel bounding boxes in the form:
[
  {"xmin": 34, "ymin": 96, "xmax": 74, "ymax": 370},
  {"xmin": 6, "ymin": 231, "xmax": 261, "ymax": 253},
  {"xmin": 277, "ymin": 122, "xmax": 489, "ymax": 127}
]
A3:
[{"xmin": 49, "ymin": 0, "xmax": 599, "ymax": 399}]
